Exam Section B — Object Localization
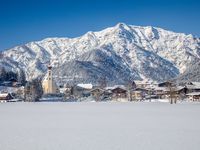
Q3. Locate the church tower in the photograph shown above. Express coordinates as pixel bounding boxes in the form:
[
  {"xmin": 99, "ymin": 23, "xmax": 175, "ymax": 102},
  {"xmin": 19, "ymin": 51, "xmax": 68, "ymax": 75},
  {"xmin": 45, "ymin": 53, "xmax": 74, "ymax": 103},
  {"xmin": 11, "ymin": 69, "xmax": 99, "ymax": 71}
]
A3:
[{"xmin": 42, "ymin": 64, "xmax": 59, "ymax": 94}]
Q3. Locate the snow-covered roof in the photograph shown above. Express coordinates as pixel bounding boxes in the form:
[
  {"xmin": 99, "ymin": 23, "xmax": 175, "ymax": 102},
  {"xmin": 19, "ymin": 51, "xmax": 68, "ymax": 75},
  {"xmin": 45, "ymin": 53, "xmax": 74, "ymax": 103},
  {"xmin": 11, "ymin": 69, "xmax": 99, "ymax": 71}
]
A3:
[
  {"xmin": 0, "ymin": 93, "xmax": 9, "ymax": 97},
  {"xmin": 0, "ymin": 86, "xmax": 20, "ymax": 94},
  {"xmin": 186, "ymin": 82, "xmax": 200, "ymax": 86},
  {"xmin": 134, "ymin": 80, "xmax": 144, "ymax": 84},
  {"xmin": 186, "ymin": 92, "xmax": 200, "ymax": 96},
  {"xmin": 105, "ymin": 85, "xmax": 126, "ymax": 90},
  {"xmin": 134, "ymin": 79, "xmax": 156, "ymax": 85},
  {"xmin": 175, "ymin": 86, "xmax": 185, "ymax": 91},
  {"xmin": 192, "ymin": 82, "xmax": 200, "ymax": 86},
  {"xmin": 77, "ymin": 84, "xmax": 93, "ymax": 90},
  {"xmin": 153, "ymin": 86, "xmax": 185, "ymax": 92},
  {"xmin": 153, "ymin": 87, "xmax": 167, "ymax": 91},
  {"xmin": 186, "ymin": 85, "xmax": 200, "ymax": 90},
  {"xmin": 90, "ymin": 88, "xmax": 104, "ymax": 92}
]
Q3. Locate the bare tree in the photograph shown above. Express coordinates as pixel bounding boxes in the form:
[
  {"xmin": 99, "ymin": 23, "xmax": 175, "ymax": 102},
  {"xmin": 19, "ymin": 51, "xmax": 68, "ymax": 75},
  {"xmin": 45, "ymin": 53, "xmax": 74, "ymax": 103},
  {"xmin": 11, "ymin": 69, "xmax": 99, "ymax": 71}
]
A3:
[
  {"xmin": 98, "ymin": 76, "xmax": 107, "ymax": 89},
  {"xmin": 24, "ymin": 78, "xmax": 43, "ymax": 102},
  {"xmin": 126, "ymin": 78, "xmax": 136, "ymax": 102},
  {"xmin": 167, "ymin": 81, "xmax": 177, "ymax": 104}
]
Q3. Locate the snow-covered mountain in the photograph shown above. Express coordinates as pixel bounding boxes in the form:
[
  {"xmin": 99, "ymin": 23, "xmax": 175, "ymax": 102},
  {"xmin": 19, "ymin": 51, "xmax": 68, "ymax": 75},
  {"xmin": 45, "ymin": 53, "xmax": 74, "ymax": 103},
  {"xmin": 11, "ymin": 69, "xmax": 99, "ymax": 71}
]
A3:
[
  {"xmin": 1, "ymin": 23, "xmax": 200, "ymax": 84},
  {"xmin": 174, "ymin": 61, "xmax": 200, "ymax": 83}
]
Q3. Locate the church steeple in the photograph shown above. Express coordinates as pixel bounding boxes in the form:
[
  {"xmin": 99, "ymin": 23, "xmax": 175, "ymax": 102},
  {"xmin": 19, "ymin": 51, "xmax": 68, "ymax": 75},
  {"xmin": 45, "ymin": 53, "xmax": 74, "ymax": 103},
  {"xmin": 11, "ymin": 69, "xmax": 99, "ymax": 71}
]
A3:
[{"xmin": 42, "ymin": 64, "xmax": 59, "ymax": 94}]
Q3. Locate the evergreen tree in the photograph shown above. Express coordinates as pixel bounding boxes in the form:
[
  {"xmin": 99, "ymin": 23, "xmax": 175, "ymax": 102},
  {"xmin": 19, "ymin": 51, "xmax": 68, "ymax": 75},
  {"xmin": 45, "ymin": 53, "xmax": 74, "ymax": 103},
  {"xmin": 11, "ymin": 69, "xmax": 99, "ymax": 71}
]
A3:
[
  {"xmin": 0, "ymin": 67, "xmax": 7, "ymax": 82},
  {"xmin": 5, "ymin": 71, "xmax": 17, "ymax": 81},
  {"xmin": 17, "ymin": 69, "xmax": 26, "ymax": 85}
]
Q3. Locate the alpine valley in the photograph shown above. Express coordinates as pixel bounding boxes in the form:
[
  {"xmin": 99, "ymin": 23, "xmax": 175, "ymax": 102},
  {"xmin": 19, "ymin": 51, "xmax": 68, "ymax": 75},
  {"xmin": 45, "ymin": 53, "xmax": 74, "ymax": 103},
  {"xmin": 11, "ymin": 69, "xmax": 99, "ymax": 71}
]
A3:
[{"xmin": 1, "ymin": 23, "xmax": 200, "ymax": 84}]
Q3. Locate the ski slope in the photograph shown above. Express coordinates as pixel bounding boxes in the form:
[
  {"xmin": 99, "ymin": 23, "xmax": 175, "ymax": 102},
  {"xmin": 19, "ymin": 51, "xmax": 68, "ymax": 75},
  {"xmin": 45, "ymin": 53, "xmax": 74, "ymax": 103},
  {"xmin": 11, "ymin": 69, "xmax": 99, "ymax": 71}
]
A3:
[{"xmin": 0, "ymin": 102, "xmax": 200, "ymax": 150}]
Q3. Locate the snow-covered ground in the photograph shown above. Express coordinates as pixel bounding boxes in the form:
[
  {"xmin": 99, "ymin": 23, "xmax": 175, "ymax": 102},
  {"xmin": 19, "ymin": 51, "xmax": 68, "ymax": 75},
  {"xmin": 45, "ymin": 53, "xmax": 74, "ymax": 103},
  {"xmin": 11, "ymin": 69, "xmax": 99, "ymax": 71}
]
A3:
[{"xmin": 0, "ymin": 102, "xmax": 200, "ymax": 150}]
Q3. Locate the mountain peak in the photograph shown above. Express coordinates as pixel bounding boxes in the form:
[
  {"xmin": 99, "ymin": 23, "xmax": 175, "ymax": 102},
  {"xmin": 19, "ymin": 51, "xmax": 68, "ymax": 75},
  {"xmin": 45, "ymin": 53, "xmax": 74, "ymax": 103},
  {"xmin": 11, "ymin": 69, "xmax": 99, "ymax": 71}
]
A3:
[
  {"xmin": 1, "ymin": 24, "xmax": 199, "ymax": 83},
  {"xmin": 115, "ymin": 22, "xmax": 130, "ymax": 30}
]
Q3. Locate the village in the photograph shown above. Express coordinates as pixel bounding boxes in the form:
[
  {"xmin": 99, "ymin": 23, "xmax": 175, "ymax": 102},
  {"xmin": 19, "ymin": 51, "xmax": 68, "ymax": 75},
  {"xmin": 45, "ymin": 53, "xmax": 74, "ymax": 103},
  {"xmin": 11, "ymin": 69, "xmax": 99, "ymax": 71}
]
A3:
[{"xmin": 0, "ymin": 64, "xmax": 200, "ymax": 103}]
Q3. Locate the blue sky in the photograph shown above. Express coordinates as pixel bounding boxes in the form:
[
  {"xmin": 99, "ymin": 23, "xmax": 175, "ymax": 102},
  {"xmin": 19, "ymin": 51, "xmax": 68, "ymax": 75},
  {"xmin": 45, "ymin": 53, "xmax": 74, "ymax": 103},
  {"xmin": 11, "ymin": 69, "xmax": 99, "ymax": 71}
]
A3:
[{"xmin": 0, "ymin": 0, "xmax": 200, "ymax": 51}]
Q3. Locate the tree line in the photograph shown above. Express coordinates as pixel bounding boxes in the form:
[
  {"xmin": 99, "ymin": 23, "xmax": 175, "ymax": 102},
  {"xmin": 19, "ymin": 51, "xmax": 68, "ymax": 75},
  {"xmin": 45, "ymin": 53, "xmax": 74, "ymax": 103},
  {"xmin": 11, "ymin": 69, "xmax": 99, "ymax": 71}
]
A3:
[{"xmin": 0, "ymin": 67, "xmax": 26, "ymax": 85}]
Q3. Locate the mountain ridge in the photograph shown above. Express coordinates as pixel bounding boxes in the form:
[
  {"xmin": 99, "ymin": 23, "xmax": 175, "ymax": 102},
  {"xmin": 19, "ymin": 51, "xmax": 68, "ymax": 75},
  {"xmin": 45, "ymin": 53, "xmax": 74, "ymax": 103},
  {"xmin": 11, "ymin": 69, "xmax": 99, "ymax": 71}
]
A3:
[{"xmin": 0, "ymin": 23, "xmax": 200, "ymax": 84}]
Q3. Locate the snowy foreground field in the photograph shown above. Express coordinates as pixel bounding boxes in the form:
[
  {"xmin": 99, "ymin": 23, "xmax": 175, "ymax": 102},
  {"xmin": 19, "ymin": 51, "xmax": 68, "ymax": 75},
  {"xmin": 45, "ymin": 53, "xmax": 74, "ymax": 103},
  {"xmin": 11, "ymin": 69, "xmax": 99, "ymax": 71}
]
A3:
[{"xmin": 0, "ymin": 102, "xmax": 200, "ymax": 150}]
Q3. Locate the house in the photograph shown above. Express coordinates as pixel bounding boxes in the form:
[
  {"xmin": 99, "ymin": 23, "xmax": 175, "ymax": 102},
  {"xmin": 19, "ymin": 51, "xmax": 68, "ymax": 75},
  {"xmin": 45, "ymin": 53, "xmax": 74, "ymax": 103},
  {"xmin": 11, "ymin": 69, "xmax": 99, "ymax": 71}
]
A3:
[
  {"xmin": 60, "ymin": 84, "xmax": 72, "ymax": 94},
  {"xmin": 153, "ymin": 87, "xmax": 168, "ymax": 98},
  {"xmin": 90, "ymin": 88, "xmax": 104, "ymax": 97},
  {"xmin": 59, "ymin": 87, "xmax": 72, "ymax": 98},
  {"xmin": 135, "ymin": 80, "xmax": 157, "ymax": 89},
  {"xmin": 185, "ymin": 83, "xmax": 200, "ymax": 93},
  {"xmin": 132, "ymin": 90, "xmax": 143, "ymax": 100},
  {"xmin": 186, "ymin": 92, "xmax": 200, "ymax": 101},
  {"xmin": 110, "ymin": 85, "xmax": 127, "ymax": 99},
  {"xmin": 0, "ymin": 93, "xmax": 14, "ymax": 102},
  {"xmin": 153, "ymin": 85, "xmax": 186, "ymax": 99},
  {"xmin": 73, "ymin": 83, "xmax": 93, "ymax": 98},
  {"xmin": 158, "ymin": 81, "xmax": 174, "ymax": 87},
  {"xmin": 135, "ymin": 80, "xmax": 149, "ymax": 88},
  {"xmin": 90, "ymin": 88, "xmax": 104, "ymax": 101},
  {"xmin": 131, "ymin": 88, "xmax": 149, "ymax": 101}
]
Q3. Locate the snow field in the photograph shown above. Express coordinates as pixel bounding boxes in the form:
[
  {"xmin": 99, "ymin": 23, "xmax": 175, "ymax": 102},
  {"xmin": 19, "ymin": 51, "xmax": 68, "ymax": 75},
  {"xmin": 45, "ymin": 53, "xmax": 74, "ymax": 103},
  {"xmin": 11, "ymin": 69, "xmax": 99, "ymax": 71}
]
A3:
[{"xmin": 0, "ymin": 102, "xmax": 200, "ymax": 150}]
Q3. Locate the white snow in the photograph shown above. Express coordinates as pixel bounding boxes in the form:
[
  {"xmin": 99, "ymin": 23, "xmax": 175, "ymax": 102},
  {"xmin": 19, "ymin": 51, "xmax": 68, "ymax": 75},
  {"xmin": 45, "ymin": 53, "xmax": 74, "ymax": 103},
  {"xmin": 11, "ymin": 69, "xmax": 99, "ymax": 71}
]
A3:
[
  {"xmin": 77, "ymin": 83, "xmax": 93, "ymax": 89},
  {"xmin": 186, "ymin": 92, "xmax": 200, "ymax": 96},
  {"xmin": 0, "ymin": 93, "xmax": 9, "ymax": 97},
  {"xmin": 0, "ymin": 102, "xmax": 200, "ymax": 150}
]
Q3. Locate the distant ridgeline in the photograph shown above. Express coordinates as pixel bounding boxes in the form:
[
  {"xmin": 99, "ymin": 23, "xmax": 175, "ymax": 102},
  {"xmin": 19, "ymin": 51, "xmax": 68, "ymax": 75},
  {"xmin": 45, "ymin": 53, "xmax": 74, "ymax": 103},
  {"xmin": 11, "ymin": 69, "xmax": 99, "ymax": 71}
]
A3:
[{"xmin": 0, "ymin": 23, "xmax": 200, "ymax": 84}]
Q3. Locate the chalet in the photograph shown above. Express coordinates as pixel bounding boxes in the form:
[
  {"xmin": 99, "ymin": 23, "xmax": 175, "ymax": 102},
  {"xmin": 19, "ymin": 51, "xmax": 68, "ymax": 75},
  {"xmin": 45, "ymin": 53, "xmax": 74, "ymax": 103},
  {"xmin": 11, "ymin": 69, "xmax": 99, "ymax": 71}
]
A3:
[
  {"xmin": 102, "ymin": 90, "xmax": 113, "ymax": 101},
  {"xmin": 153, "ymin": 87, "xmax": 168, "ymax": 98},
  {"xmin": 131, "ymin": 88, "xmax": 149, "ymax": 101},
  {"xmin": 185, "ymin": 84, "xmax": 200, "ymax": 93},
  {"xmin": 90, "ymin": 88, "xmax": 104, "ymax": 97},
  {"xmin": 175, "ymin": 86, "xmax": 187, "ymax": 93},
  {"xmin": 60, "ymin": 85, "xmax": 72, "ymax": 94},
  {"xmin": 0, "ymin": 93, "xmax": 14, "ymax": 102},
  {"xmin": 153, "ymin": 86, "xmax": 186, "ymax": 99},
  {"xmin": 90, "ymin": 88, "xmax": 104, "ymax": 101},
  {"xmin": 110, "ymin": 85, "xmax": 127, "ymax": 99},
  {"xmin": 59, "ymin": 87, "xmax": 72, "ymax": 98},
  {"xmin": 134, "ymin": 80, "xmax": 155, "ymax": 89},
  {"xmin": 186, "ymin": 92, "xmax": 200, "ymax": 101},
  {"xmin": 73, "ymin": 84, "xmax": 93, "ymax": 97},
  {"xmin": 184, "ymin": 81, "xmax": 200, "ymax": 86},
  {"xmin": 158, "ymin": 81, "xmax": 174, "ymax": 87}
]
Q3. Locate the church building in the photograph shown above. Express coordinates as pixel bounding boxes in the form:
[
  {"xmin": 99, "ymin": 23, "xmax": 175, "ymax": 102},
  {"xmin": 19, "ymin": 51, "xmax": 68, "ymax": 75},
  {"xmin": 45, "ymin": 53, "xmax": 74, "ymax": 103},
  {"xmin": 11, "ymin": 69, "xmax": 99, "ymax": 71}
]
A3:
[{"xmin": 42, "ymin": 64, "xmax": 59, "ymax": 94}]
